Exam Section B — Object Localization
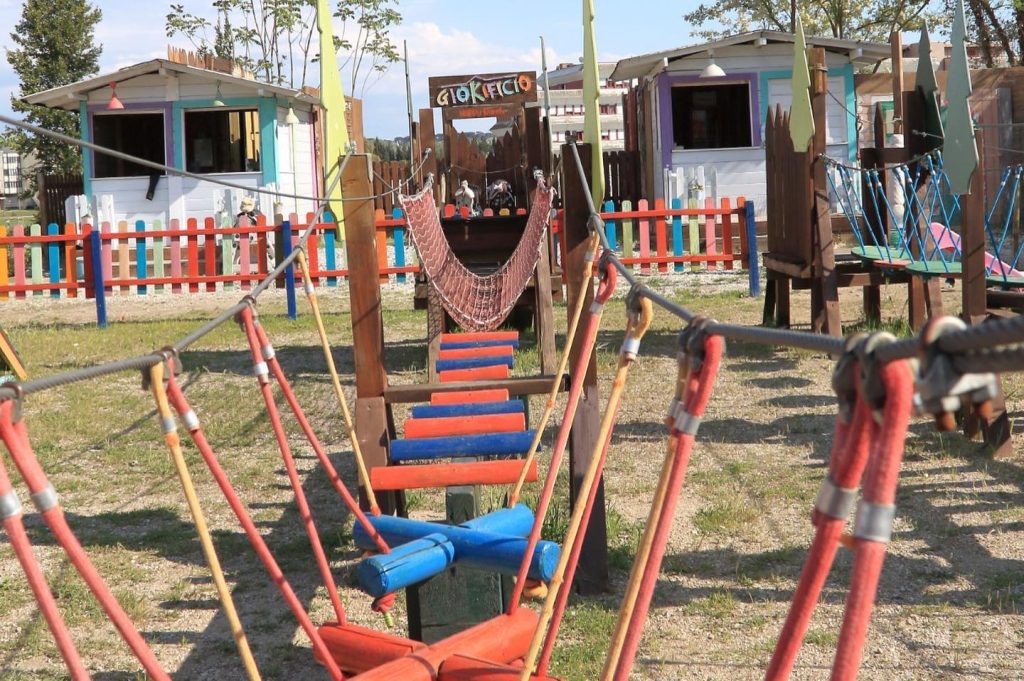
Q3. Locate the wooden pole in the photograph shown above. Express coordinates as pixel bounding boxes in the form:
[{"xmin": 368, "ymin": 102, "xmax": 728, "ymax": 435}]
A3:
[
  {"xmin": 809, "ymin": 48, "xmax": 841, "ymax": 337},
  {"xmin": 343, "ymin": 154, "xmax": 397, "ymax": 514},
  {"xmin": 561, "ymin": 141, "xmax": 609, "ymax": 593},
  {"xmin": 890, "ymin": 32, "xmax": 904, "ymax": 135}
]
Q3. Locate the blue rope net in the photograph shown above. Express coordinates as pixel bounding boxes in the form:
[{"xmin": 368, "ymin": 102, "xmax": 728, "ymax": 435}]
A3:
[{"xmin": 825, "ymin": 153, "xmax": 1024, "ymax": 283}]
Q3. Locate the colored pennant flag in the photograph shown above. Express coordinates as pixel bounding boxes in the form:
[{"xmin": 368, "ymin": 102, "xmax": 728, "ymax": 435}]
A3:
[
  {"xmin": 317, "ymin": 0, "xmax": 349, "ymax": 228},
  {"xmin": 582, "ymin": 0, "xmax": 605, "ymax": 206},
  {"xmin": 945, "ymin": 0, "xmax": 979, "ymax": 195},
  {"xmin": 789, "ymin": 15, "xmax": 815, "ymax": 153}
]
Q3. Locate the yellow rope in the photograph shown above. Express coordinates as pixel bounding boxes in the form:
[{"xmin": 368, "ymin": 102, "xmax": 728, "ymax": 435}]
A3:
[
  {"xmin": 600, "ymin": 357, "xmax": 690, "ymax": 678},
  {"xmin": 508, "ymin": 232, "xmax": 601, "ymax": 506},
  {"xmin": 295, "ymin": 250, "xmax": 380, "ymax": 515},
  {"xmin": 519, "ymin": 298, "xmax": 654, "ymax": 680},
  {"xmin": 148, "ymin": 363, "xmax": 261, "ymax": 681}
]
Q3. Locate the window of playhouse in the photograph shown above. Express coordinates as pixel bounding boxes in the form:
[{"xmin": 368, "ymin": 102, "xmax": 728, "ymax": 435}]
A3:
[
  {"xmin": 92, "ymin": 113, "xmax": 166, "ymax": 178},
  {"xmin": 184, "ymin": 109, "xmax": 261, "ymax": 174},
  {"xmin": 671, "ymin": 83, "xmax": 753, "ymax": 150}
]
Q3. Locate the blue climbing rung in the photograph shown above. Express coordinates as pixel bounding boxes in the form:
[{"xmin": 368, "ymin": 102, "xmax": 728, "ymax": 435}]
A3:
[
  {"xmin": 440, "ymin": 340, "xmax": 520, "ymax": 351},
  {"xmin": 435, "ymin": 356, "xmax": 515, "ymax": 372},
  {"xmin": 390, "ymin": 431, "xmax": 538, "ymax": 462},
  {"xmin": 411, "ymin": 400, "xmax": 525, "ymax": 419}
]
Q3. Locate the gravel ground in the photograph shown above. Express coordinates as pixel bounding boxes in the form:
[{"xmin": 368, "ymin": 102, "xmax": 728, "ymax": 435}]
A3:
[{"xmin": 0, "ymin": 271, "xmax": 1022, "ymax": 680}]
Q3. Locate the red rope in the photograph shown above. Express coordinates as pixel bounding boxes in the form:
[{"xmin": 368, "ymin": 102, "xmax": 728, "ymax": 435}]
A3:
[
  {"xmin": 506, "ymin": 262, "xmax": 617, "ymax": 613},
  {"xmin": 764, "ymin": 388, "xmax": 873, "ymax": 680},
  {"xmin": 239, "ymin": 307, "xmax": 347, "ymax": 625},
  {"xmin": 610, "ymin": 333, "xmax": 724, "ymax": 681},
  {"xmin": 0, "ymin": 448, "xmax": 89, "ymax": 680},
  {"xmin": 165, "ymin": 374, "xmax": 346, "ymax": 681},
  {"xmin": 830, "ymin": 359, "xmax": 913, "ymax": 681},
  {"xmin": 250, "ymin": 320, "xmax": 390, "ymax": 554},
  {"xmin": 0, "ymin": 403, "xmax": 171, "ymax": 681}
]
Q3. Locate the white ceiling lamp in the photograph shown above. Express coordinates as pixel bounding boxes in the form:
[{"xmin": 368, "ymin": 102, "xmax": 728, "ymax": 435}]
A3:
[
  {"xmin": 700, "ymin": 51, "xmax": 727, "ymax": 78},
  {"xmin": 212, "ymin": 81, "xmax": 226, "ymax": 107},
  {"xmin": 285, "ymin": 104, "xmax": 300, "ymax": 126}
]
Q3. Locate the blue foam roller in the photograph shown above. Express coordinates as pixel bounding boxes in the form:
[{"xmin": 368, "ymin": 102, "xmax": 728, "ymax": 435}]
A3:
[
  {"xmin": 435, "ymin": 356, "xmax": 515, "ymax": 372},
  {"xmin": 354, "ymin": 506, "xmax": 534, "ymax": 596},
  {"xmin": 353, "ymin": 511, "xmax": 559, "ymax": 586},
  {"xmin": 411, "ymin": 401, "xmax": 525, "ymax": 419},
  {"xmin": 440, "ymin": 340, "xmax": 520, "ymax": 350},
  {"xmin": 390, "ymin": 431, "xmax": 537, "ymax": 462},
  {"xmin": 356, "ymin": 533, "xmax": 454, "ymax": 597}
]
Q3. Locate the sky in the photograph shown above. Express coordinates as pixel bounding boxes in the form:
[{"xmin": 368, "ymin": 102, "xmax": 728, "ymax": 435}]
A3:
[{"xmin": 0, "ymin": 0, "xmax": 706, "ymax": 139}]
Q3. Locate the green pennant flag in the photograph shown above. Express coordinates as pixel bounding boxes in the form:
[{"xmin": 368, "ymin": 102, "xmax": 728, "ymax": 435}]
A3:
[
  {"xmin": 317, "ymin": 0, "xmax": 349, "ymax": 225},
  {"xmin": 914, "ymin": 22, "xmax": 944, "ymax": 151},
  {"xmin": 789, "ymin": 15, "xmax": 815, "ymax": 153},
  {"xmin": 582, "ymin": 0, "xmax": 605, "ymax": 206},
  {"xmin": 945, "ymin": 0, "xmax": 979, "ymax": 195}
]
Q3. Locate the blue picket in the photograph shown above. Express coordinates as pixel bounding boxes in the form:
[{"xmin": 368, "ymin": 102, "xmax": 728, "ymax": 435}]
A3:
[
  {"xmin": 323, "ymin": 211, "xmax": 338, "ymax": 287},
  {"xmin": 282, "ymin": 220, "xmax": 297, "ymax": 320},
  {"xmin": 46, "ymin": 223, "xmax": 61, "ymax": 299},
  {"xmin": 746, "ymin": 200, "xmax": 760, "ymax": 297},
  {"xmin": 90, "ymin": 230, "xmax": 107, "ymax": 328},
  {"xmin": 393, "ymin": 207, "xmax": 407, "ymax": 282},
  {"xmin": 135, "ymin": 220, "xmax": 147, "ymax": 294},
  {"xmin": 671, "ymin": 198, "xmax": 684, "ymax": 272},
  {"xmin": 603, "ymin": 200, "xmax": 617, "ymax": 251}
]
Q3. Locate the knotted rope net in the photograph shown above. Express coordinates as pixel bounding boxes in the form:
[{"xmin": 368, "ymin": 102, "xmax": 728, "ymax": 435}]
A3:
[{"xmin": 400, "ymin": 176, "xmax": 553, "ymax": 332}]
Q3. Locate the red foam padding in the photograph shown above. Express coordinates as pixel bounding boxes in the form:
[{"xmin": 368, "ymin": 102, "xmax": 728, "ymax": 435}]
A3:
[
  {"xmin": 339, "ymin": 609, "xmax": 538, "ymax": 680},
  {"xmin": 439, "ymin": 365, "xmax": 510, "ymax": 383},
  {"xmin": 370, "ymin": 459, "xmax": 538, "ymax": 491},
  {"xmin": 440, "ymin": 331, "xmax": 519, "ymax": 343},
  {"xmin": 314, "ymin": 622, "xmax": 423, "ymax": 674},
  {"xmin": 404, "ymin": 413, "xmax": 525, "ymax": 439},
  {"xmin": 431, "ymin": 389, "xmax": 510, "ymax": 405},
  {"xmin": 439, "ymin": 655, "xmax": 562, "ymax": 680},
  {"xmin": 439, "ymin": 345, "xmax": 515, "ymax": 360}
]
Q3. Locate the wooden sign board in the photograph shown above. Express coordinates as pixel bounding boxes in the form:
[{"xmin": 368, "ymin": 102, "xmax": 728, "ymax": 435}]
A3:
[
  {"xmin": 429, "ymin": 72, "xmax": 537, "ymax": 110},
  {"xmin": 0, "ymin": 327, "xmax": 26, "ymax": 382}
]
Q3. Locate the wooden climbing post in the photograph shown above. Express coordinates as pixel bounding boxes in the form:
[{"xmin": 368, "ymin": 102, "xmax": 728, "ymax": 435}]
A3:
[
  {"xmin": 344, "ymin": 154, "xmax": 398, "ymax": 514},
  {"xmin": 809, "ymin": 48, "xmax": 841, "ymax": 337},
  {"xmin": 561, "ymin": 141, "xmax": 609, "ymax": 594}
]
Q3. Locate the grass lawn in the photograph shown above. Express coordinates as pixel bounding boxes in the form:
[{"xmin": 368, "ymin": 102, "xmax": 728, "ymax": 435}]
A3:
[{"xmin": 0, "ymin": 274, "xmax": 1022, "ymax": 680}]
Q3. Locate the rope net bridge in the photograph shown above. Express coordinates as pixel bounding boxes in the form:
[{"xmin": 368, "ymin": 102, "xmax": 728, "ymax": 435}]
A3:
[{"xmin": 3, "ymin": 132, "xmax": 1024, "ymax": 680}]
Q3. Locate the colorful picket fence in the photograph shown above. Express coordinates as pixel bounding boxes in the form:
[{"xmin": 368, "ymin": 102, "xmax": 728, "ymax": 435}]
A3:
[
  {"xmin": 553, "ymin": 196, "xmax": 759, "ymax": 296},
  {"xmin": 0, "ymin": 195, "xmax": 758, "ymax": 327}
]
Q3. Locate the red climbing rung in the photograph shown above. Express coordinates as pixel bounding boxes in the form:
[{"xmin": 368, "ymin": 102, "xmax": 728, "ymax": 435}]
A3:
[
  {"xmin": 404, "ymin": 413, "xmax": 525, "ymax": 439},
  {"xmin": 370, "ymin": 459, "xmax": 538, "ymax": 491},
  {"xmin": 439, "ymin": 345, "xmax": 516, "ymax": 360},
  {"xmin": 323, "ymin": 609, "xmax": 539, "ymax": 680},
  {"xmin": 431, "ymin": 389, "xmax": 510, "ymax": 405},
  {"xmin": 438, "ymin": 655, "xmax": 561, "ymax": 680},
  {"xmin": 440, "ymin": 365, "xmax": 510, "ymax": 383},
  {"xmin": 441, "ymin": 331, "xmax": 519, "ymax": 343}
]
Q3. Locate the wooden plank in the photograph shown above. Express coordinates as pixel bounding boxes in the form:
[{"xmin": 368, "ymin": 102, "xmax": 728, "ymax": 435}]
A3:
[
  {"xmin": 561, "ymin": 141, "xmax": 608, "ymax": 594},
  {"xmin": 152, "ymin": 220, "xmax": 165, "ymax": 293},
  {"xmin": 12, "ymin": 225, "xmax": 25, "ymax": 299},
  {"xmin": 603, "ymin": 200, "xmax": 617, "ymax": 250},
  {"xmin": 186, "ymin": 218, "xmax": 199, "ymax": 294},
  {"xmin": 704, "ymin": 198, "xmax": 717, "ymax": 271},
  {"xmin": 203, "ymin": 217, "xmax": 216, "ymax": 293},
  {"xmin": 374, "ymin": 208, "xmax": 389, "ymax": 283},
  {"xmin": 63, "ymin": 223, "xmax": 77, "ymax": 298},
  {"xmin": 0, "ymin": 225, "xmax": 8, "ymax": 300},
  {"xmin": 621, "ymin": 199, "xmax": 634, "ymax": 268},
  {"xmin": 169, "ymin": 218, "xmax": 183, "ymax": 294},
  {"xmin": 535, "ymin": 234, "xmax": 557, "ymax": 375},
  {"xmin": 961, "ymin": 165, "xmax": 988, "ymax": 324},
  {"xmin": 238, "ymin": 215, "xmax": 251, "ymax": 291},
  {"xmin": 654, "ymin": 198, "xmax": 668, "ymax": 273},
  {"xmin": 721, "ymin": 198, "xmax": 734, "ymax": 270},
  {"xmin": 29, "ymin": 224, "xmax": 43, "ymax": 297},
  {"xmin": 221, "ymin": 216, "xmax": 234, "ymax": 291},
  {"xmin": 117, "ymin": 220, "xmax": 130, "ymax": 295},
  {"xmin": 810, "ymin": 48, "xmax": 841, "ymax": 337},
  {"xmin": 638, "ymin": 199, "xmax": 651, "ymax": 274}
]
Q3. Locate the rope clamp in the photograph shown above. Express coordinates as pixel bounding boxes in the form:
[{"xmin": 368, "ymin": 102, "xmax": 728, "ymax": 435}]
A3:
[
  {"xmin": 832, "ymin": 333, "xmax": 868, "ymax": 423},
  {"xmin": 814, "ymin": 477, "xmax": 858, "ymax": 520},
  {"xmin": 182, "ymin": 410, "xmax": 200, "ymax": 431},
  {"xmin": 8, "ymin": 384, "xmax": 24, "ymax": 423},
  {"xmin": 261, "ymin": 345, "xmax": 276, "ymax": 361},
  {"xmin": 673, "ymin": 408, "xmax": 702, "ymax": 436},
  {"xmin": 679, "ymin": 316, "xmax": 713, "ymax": 372},
  {"xmin": 858, "ymin": 332, "xmax": 899, "ymax": 421},
  {"xmin": 30, "ymin": 484, "xmax": 58, "ymax": 513},
  {"xmin": 253, "ymin": 361, "xmax": 270, "ymax": 380},
  {"xmin": 915, "ymin": 316, "xmax": 998, "ymax": 432},
  {"xmin": 587, "ymin": 213, "xmax": 604, "ymax": 237},
  {"xmin": 161, "ymin": 417, "xmax": 177, "ymax": 435},
  {"xmin": 0, "ymin": 490, "xmax": 22, "ymax": 519},
  {"xmin": 853, "ymin": 500, "xmax": 896, "ymax": 544}
]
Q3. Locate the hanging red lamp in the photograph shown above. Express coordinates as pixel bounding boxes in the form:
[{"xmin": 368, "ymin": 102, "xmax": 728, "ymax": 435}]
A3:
[{"xmin": 106, "ymin": 82, "xmax": 124, "ymax": 110}]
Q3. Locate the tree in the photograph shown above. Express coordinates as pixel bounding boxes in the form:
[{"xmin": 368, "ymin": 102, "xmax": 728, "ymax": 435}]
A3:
[
  {"xmin": 6, "ymin": 0, "xmax": 103, "ymax": 177},
  {"xmin": 683, "ymin": 0, "xmax": 943, "ymax": 43},
  {"xmin": 166, "ymin": 0, "xmax": 401, "ymax": 94}
]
